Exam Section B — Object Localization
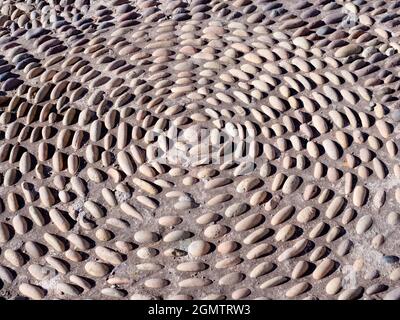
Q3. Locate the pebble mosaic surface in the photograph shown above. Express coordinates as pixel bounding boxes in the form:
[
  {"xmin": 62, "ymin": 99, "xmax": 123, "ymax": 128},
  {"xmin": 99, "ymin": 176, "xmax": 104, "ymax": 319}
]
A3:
[{"xmin": 0, "ymin": 0, "xmax": 400, "ymax": 300}]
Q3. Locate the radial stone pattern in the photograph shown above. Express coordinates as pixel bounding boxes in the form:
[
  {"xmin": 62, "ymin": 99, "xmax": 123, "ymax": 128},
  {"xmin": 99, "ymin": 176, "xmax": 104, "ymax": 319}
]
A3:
[{"xmin": 0, "ymin": 0, "xmax": 400, "ymax": 301}]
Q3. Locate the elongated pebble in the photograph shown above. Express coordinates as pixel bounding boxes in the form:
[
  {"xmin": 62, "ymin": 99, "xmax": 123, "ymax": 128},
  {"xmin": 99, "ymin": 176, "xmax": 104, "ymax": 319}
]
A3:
[
  {"xmin": 19, "ymin": 283, "xmax": 45, "ymax": 300},
  {"xmin": 313, "ymin": 258, "xmax": 335, "ymax": 280}
]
